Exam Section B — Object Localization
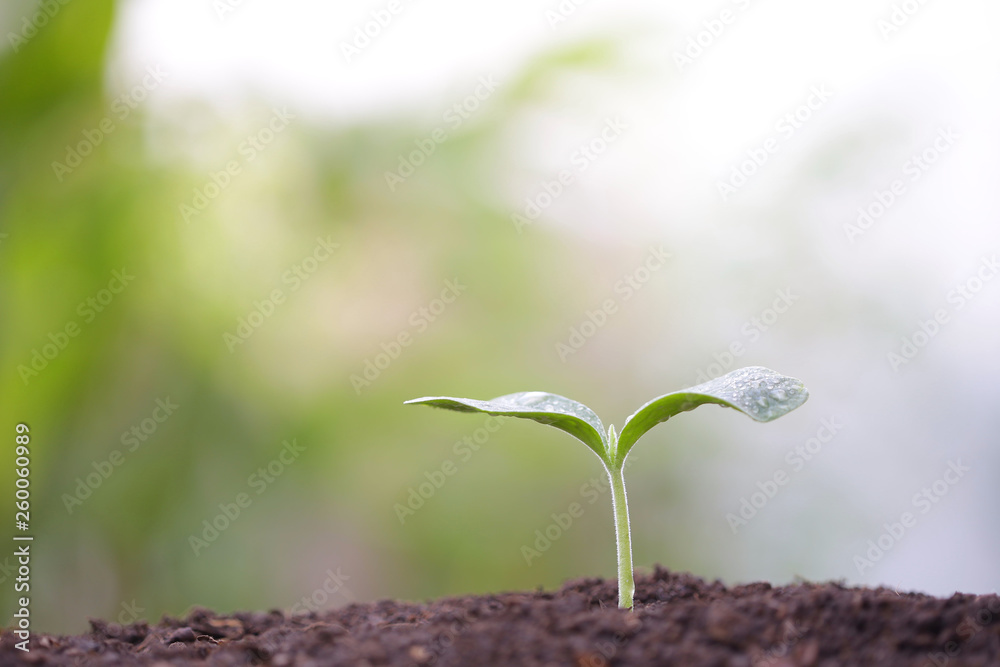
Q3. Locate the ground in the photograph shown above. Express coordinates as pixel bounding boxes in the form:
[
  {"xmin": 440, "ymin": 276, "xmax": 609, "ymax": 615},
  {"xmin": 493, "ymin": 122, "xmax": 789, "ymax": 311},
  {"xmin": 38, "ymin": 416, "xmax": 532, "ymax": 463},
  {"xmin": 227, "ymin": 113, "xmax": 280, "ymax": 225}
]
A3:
[{"xmin": 3, "ymin": 567, "xmax": 999, "ymax": 666}]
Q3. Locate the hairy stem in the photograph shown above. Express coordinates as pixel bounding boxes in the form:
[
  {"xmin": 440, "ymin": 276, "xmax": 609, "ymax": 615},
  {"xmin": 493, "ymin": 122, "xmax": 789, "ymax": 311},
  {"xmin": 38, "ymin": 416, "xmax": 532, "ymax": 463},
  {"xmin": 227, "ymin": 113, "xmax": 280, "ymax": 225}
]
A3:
[{"xmin": 608, "ymin": 463, "xmax": 634, "ymax": 609}]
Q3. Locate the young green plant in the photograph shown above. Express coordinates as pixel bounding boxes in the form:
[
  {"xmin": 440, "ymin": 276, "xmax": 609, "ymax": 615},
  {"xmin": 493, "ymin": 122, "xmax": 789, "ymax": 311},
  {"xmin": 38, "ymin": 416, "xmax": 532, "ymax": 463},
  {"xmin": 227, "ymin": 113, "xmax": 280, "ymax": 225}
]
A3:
[{"xmin": 405, "ymin": 365, "xmax": 809, "ymax": 609}]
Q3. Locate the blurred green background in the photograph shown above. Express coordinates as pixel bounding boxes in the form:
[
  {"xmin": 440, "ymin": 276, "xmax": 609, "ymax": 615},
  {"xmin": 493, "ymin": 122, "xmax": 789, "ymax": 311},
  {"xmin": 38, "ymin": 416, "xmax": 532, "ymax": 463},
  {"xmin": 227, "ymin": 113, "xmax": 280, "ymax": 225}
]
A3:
[{"xmin": 3, "ymin": 0, "xmax": 998, "ymax": 634}]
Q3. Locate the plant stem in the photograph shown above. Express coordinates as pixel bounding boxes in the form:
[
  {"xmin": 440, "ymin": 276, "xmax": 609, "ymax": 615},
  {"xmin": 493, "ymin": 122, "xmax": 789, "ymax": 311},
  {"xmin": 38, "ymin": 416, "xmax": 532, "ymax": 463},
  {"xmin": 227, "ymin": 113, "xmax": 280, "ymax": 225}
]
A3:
[{"xmin": 608, "ymin": 463, "xmax": 634, "ymax": 609}]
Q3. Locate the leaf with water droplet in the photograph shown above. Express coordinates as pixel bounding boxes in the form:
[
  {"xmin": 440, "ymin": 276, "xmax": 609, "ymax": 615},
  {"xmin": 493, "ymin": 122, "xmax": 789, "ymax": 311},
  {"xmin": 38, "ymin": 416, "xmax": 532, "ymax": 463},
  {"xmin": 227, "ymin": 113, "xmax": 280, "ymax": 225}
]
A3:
[
  {"xmin": 406, "ymin": 367, "xmax": 809, "ymax": 610},
  {"xmin": 615, "ymin": 366, "xmax": 808, "ymax": 463},
  {"xmin": 405, "ymin": 392, "xmax": 608, "ymax": 460}
]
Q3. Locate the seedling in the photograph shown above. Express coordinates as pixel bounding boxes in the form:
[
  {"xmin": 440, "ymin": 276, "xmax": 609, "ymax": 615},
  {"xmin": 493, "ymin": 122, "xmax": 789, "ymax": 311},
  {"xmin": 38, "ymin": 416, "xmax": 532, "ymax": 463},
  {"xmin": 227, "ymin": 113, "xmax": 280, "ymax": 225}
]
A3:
[{"xmin": 405, "ymin": 366, "xmax": 809, "ymax": 609}]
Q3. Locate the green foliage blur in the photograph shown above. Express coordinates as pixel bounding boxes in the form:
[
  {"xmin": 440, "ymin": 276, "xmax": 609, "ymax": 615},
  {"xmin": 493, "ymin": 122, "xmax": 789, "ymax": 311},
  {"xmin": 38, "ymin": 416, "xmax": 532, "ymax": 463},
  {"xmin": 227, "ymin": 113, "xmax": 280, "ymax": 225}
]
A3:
[{"xmin": 1, "ymin": 0, "xmax": 816, "ymax": 633}]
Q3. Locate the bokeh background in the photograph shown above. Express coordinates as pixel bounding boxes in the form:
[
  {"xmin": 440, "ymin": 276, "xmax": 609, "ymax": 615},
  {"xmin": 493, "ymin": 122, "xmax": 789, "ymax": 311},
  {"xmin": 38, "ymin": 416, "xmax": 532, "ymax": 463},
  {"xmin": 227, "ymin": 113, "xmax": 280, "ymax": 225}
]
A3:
[{"xmin": 2, "ymin": 0, "xmax": 999, "ymax": 634}]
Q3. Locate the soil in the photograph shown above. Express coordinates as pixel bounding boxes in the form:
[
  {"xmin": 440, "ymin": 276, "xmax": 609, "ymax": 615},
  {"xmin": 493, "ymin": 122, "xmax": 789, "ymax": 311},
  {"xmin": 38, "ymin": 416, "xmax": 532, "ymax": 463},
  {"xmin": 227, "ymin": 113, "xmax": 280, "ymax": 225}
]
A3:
[{"xmin": 4, "ymin": 567, "xmax": 999, "ymax": 666}]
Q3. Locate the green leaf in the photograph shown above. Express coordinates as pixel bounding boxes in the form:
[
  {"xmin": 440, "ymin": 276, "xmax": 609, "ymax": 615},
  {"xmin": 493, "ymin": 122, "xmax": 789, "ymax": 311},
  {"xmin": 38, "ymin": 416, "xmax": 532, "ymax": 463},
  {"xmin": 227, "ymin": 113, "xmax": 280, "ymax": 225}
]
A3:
[
  {"xmin": 405, "ymin": 392, "xmax": 609, "ymax": 462},
  {"xmin": 616, "ymin": 366, "xmax": 809, "ymax": 463}
]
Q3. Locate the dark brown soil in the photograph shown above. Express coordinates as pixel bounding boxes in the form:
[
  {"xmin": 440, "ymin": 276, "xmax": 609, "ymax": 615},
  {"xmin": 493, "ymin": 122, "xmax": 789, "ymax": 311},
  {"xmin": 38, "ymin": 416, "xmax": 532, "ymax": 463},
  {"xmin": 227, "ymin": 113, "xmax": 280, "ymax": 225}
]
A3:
[{"xmin": 4, "ymin": 567, "xmax": 999, "ymax": 666}]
